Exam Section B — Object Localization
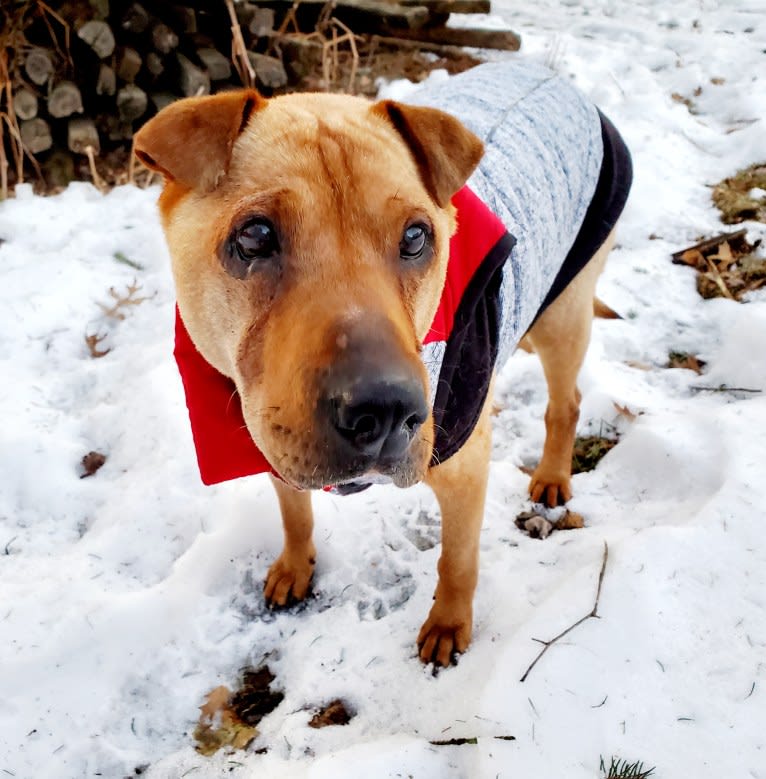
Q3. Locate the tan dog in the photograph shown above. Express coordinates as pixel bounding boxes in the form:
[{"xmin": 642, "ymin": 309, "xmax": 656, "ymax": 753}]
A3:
[{"xmin": 134, "ymin": 63, "xmax": 630, "ymax": 666}]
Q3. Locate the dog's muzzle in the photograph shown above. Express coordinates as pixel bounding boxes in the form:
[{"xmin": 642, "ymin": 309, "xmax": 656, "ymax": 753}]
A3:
[{"xmin": 314, "ymin": 318, "xmax": 429, "ymax": 485}]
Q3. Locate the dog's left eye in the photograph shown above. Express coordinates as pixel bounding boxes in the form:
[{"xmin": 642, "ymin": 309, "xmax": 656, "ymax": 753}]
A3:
[
  {"xmin": 399, "ymin": 223, "xmax": 430, "ymax": 261},
  {"xmin": 234, "ymin": 218, "xmax": 280, "ymax": 263}
]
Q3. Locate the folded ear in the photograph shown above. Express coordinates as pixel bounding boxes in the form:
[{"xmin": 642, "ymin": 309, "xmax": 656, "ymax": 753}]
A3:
[
  {"xmin": 372, "ymin": 100, "xmax": 484, "ymax": 207},
  {"xmin": 134, "ymin": 90, "xmax": 265, "ymax": 191}
]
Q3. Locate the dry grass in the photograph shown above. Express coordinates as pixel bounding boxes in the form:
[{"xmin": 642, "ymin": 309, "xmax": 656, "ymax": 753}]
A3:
[
  {"xmin": 571, "ymin": 435, "xmax": 618, "ymax": 474},
  {"xmin": 672, "ymin": 229, "xmax": 766, "ymax": 301},
  {"xmin": 0, "ymin": 1, "xmax": 73, "ymax": 198},
  {"xmin": 712, "ymin": 162, "xmax": 766, "ymax": 225}
]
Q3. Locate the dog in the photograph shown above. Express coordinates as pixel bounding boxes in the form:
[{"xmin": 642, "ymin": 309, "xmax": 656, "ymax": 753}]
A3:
[{"xmin": 134, "ymin": 61, "xmax": 632, "ymax": 667}]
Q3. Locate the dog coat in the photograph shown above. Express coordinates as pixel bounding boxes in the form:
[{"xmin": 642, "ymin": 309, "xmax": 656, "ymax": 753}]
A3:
[{"xmin": 174, "ymin": 61, "xmax": 632, "ymax": 486}]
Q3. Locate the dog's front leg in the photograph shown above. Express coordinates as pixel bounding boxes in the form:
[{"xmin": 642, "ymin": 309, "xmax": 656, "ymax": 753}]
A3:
[
  {"xmin": 264, "ymin": 475, "xmax": 316, "ymax": 606},
  {"xmin": 418, "ymin": 388, "xmax": 492, "ymax": 666}
]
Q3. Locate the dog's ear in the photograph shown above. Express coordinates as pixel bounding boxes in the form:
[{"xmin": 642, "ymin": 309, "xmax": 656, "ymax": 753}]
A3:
[
  {"xmin": 134, "ymin": 90, "xmax": 265, "ymax": 191},
  {"xmin": 372, "ymin": 100, "xmax": 484, "ymax": 207}
]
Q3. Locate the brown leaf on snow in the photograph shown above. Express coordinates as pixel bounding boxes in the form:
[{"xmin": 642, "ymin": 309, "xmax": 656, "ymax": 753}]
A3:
[
  {"xmin": 671, "ymin": 228, "xmax": 764, "ymax": 301},
  {"xmin": 613, "ymin": 402, "xmax": 638, "ymax": 421},
  {"xmin": 709, "ymin": 240, "xmax": 736, "ymax": 269},
  {"xmin": 308, "ymin": 699, "xmax": 354, "ymax": 729},
  {"xmin": 97, "ymin": 281, "xmax": 149, "ymax": 321},
  {"xmin": 230, "ymin": 666, "xmax": 284, "ymax": 727},
  {"xmin": 712, "ymin": 162, "xmax": 766, "ymax": 225},
  {"xmin": 675, "ymin": 248, "xmax": 706, "ymax": 268},
  {"xmin": 194, "ymin": 685, "xmax": 258, "ymax": 757},
  {"xmin": 85, "ymin": 331, "xmax": 110, "ymax": 358},
  {"xmin": 667, "ymin": 351, "xmax": 707, "ymax": 374},
  {"xmin": 199, "ymin": 686, "xmax": 232, "ymax": 720},
  {"xmin": 555, "ymin": 511, "xmax": 585, "ymax": 531},
  {"xmin": 79, "ymin": 451, "xmax": 106, "ymax": 478}
]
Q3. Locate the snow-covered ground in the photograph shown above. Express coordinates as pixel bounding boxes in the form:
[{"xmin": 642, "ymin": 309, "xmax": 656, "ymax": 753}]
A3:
[{"xmin": 2, "ymin": 1, "xmax": 765, "ymax": 777}]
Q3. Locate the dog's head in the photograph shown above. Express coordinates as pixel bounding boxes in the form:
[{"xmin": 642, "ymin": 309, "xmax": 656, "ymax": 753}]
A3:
[{"xmin": 134, "ymin": 89, "xmax": 483, "ymax": 489}]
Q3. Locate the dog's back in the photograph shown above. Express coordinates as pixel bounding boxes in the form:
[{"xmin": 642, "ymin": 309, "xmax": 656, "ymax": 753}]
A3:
[{"xmin": 411, "ymin": 61, "xmax": 629, "ymax": 364}]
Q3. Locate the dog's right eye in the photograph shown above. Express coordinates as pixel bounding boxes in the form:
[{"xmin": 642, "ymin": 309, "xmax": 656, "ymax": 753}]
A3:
[{"xmin": 234, "ymin": 218, "xmax": 280, "ymax": 264}]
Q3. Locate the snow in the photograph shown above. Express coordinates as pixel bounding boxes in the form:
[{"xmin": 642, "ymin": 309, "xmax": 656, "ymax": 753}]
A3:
[{"xmin": 2, "ymin": 1, "xmax": 765, "ymax": 777}]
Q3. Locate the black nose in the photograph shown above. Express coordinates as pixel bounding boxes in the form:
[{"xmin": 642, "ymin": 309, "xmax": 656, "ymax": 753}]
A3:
[{"xmin": 331, "ymin": 377, "xmax": 428, "ymax": 461}]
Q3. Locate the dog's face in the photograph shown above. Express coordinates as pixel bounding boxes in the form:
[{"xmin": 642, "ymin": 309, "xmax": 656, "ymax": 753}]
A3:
[{"xmin": 135, "ymin": 90, "xmax": 482, "ymax": 490}]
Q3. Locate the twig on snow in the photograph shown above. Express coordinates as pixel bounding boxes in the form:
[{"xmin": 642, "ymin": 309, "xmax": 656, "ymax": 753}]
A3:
[
  {"xmin": 690, "ymin": 385, "xmax": 762, "ymax": 394},
  {"xmin": 520, "ymin": 541, "xmax": 609, "ymax": 683}
]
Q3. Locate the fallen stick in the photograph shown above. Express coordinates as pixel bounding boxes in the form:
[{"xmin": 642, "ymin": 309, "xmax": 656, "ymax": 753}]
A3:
[
  {"xmin": 671, "ymin": 228, "xmax": 748, "ymax": 263},
  {"xmin": 369, "ymin": 33, "xmax": 475, "ymax": 58},
  {"xmin": 520, "ymin": 541, "xmax": 609, "ymax": 683}
]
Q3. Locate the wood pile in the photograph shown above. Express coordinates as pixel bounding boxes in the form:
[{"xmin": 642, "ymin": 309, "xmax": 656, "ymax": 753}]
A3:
[{"xmin": 0, "ymin": 0, "xmax": 520, "ymax": 195}]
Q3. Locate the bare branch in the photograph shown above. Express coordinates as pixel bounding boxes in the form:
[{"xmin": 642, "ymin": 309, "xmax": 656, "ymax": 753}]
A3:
[{"xmin": 520, "ymin": 541, "xmax": 609, "ymax": 683}]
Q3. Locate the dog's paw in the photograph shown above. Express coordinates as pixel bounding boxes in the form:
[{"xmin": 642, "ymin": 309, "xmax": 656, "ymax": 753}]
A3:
[
  {"xmin": 263, "ymin": 552, "xmax": 315, "ymax": 607},
  {"xmin": 529, "ymin": 468, "xmax": 572, "ymax": 507},
  {"xmin": 417, "ymin": 606, "xmax": 472, "ymax": 667}
]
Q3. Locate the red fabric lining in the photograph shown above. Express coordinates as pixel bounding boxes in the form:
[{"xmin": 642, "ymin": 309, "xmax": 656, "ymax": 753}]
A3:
[
  {"xmin": 425, "ymin": 186, "xmax": 507, "ymax": 344},
  {"xmin": 174, "ymin": 186, "xmax": 506, "ymax": 485},
  {"xmin": 174, "ymin": 307, "xmax": 273, "ymax": 485}
]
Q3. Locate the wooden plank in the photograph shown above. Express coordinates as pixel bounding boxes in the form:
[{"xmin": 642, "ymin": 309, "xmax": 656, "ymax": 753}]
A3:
[
  {"xmin": 392, "ymin": 0, "xmax": 491, "ymax": 13},
  {"xmin": 671, "ymin": 229, "xmax": 748, "ymax": 263},
  {"xmin": 370, "ymin": 34, "xmax": 477, "ymax": 58},
  {"xmin": 254, "ymin": 0, "xmax": 431, "ymax": 30},
  {"xmin": 384, "ymin": 25, "xmax": 521, "ymax": 49}
]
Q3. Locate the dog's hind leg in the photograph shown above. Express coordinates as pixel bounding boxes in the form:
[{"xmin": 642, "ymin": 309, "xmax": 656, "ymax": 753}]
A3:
[
  {"xmin": 524, "ymin": 230, "xmax": 616, "ymax": 507},
  {"xmin": 264, "ymin": 475, "xmax": 316, "ymax": 606},
  {"xmin": 419, "ymin": 382, "xmax": 493, "ymax": 666}
]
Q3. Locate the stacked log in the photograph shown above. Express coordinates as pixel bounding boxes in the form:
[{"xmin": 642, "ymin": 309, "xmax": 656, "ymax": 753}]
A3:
[{"xmin": 0, "ymin": 0, "xmax": 520, "ymax": 193}]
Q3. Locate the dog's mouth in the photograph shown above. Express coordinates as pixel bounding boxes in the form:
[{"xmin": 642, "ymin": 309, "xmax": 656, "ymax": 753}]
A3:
[
  {"xmin": 276, "ymin": 452, "xmax": 427, "ymax": 493},
  {"xmin": 327, "ymin": 469, "xmax": 406, "ymax": 495}
]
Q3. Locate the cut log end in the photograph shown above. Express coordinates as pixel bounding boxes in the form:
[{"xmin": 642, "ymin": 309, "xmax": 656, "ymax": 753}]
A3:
[
  {"xmin": 49, "ymin": 82, "xmax": 84, "ymax": 119},
  {"xmin": 21, "ymin": 118, "xmax": 53, "ymax": 154},
  {"xmin": 77, "ymin": 20, "xmax": 116, "ymax": 59},
  {"xmin": 13, "ymin": 89, "xmax": 39, "ymax": 121},
  {"xmin": 68, "ymin": 118, "xmax": 101, "ymax": 154},
  {"xmin": 25, "ymin": 48, "xmax": 55, "ymax": 86}
]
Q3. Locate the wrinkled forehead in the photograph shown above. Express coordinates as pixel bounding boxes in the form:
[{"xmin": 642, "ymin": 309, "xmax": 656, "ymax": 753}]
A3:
[{"xmin": 226, "ymin": 95, "xmax": 429, "ymax": 205}]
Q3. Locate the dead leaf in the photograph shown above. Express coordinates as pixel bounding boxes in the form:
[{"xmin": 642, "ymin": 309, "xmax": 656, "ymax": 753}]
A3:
[
  {"xmin": 676, "ymin": 248, "xmax": 706, "ymax": 268},
  {"xmin": 230, "ymin": 666, "xmax": 284, "ymax": 727},
  {"xmin": 667, "ymin": 351, "xmax": 706, "ymax": 374},
  {"xmin": 712, "ymin": 162, "xmax": 766, "ymax": 224},
  {"xmin": 79, "ymin": 451, "xmax": 106, "ymax": 478},
  {"xmin": 308, "ymin": 699, "xmax": 353, "ymax": 729},
  {"xmin": 613, "ymin": 402, "xmax": 638, "ymax": 421},
  {"xmin": 85, "ymin": 331, "xmax": 110, "ymax": 358},
  {"xmin": 97, "ymin": 281, "xmax": 149, "ymax": 321},
  {"xmin": 199, "ymin": 686, "xmax": 231, "ymax": 720},
  {"xmin": 194, "ymin": 685, "xmax": 258, "ymax": 757},
  {"xmin": 672, "ymin": 229, "xmax": 763, "ymax": 301},
  {"xmin": 709, "ymin": 240, "xmax": 735, "ymax": 268},
  {"xmin": 555, "ymin": 511, "xmax": 585, "ymax": 531}
]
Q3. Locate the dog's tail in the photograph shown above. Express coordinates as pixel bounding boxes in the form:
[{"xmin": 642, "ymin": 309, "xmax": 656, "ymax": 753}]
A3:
[{"xmin": 593, "ymin": 297, "xmax": 622, "ymax": 319}]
